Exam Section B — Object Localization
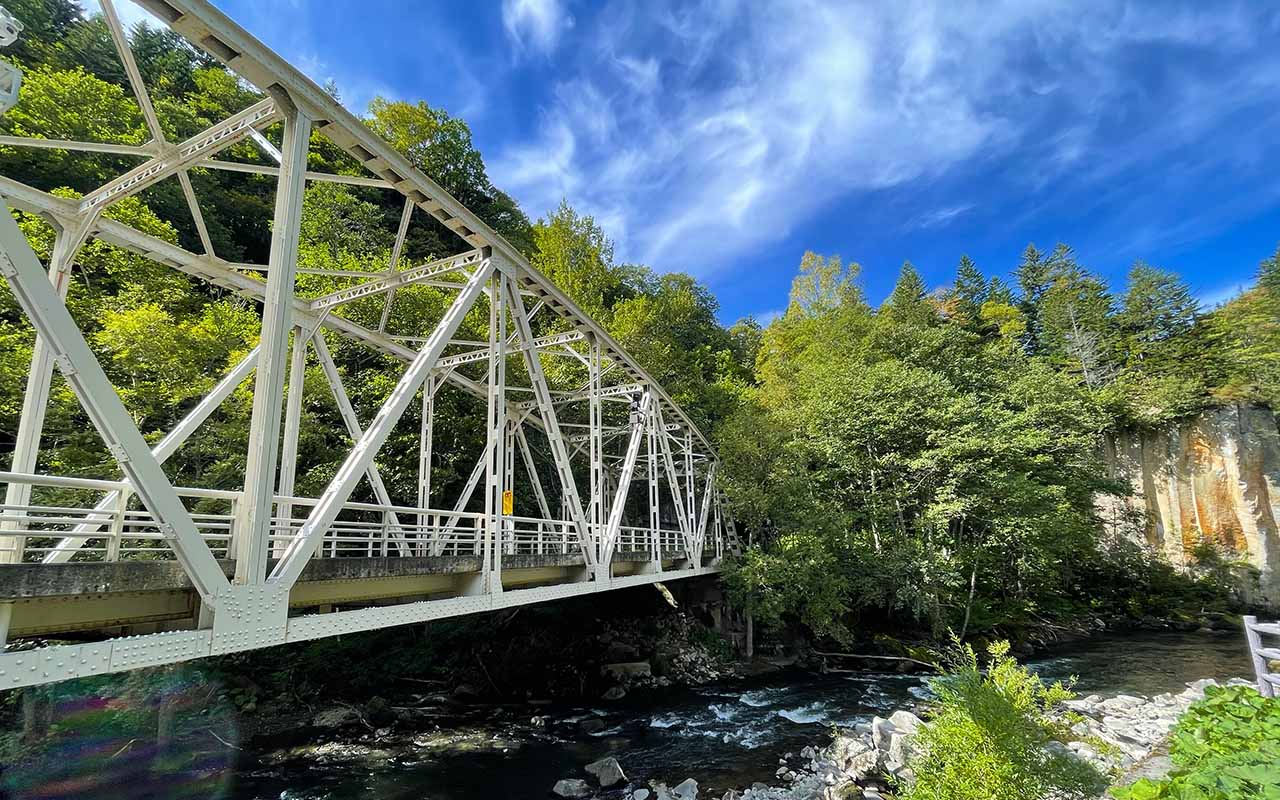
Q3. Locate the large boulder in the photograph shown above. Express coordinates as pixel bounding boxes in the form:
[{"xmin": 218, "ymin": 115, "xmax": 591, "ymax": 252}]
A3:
[
  {"xmin": 586, "ymin": 756, "xmax": 628, "ymax": 788},
  {"xmin": 553, "ymin": 778, "xmax": 593, "ymax": 798},
  {"xmin": 870, "ymin": 716, "xmax": 896, "ymax": 751},
  {"xmin": 888, "ymin": 710, "xmax": 922, "ymax": 735}
]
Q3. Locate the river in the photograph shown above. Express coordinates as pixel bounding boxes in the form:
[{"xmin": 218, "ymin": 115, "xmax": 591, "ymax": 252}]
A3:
[{"xmin": 228, "ymin": 631, "xmax": 1252, "ymax": 800}]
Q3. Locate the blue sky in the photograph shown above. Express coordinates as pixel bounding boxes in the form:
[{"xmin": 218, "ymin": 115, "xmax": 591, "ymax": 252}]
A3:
[{"xmin": 128, "ymin": 1, "xmax": 1280, "ymax": 323}]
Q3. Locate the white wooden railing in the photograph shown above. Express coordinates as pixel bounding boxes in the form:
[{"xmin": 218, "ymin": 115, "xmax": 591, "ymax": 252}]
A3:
[{"xmin": 1245, "ymin": 615, "xmax": 1280, "ymax": 698}]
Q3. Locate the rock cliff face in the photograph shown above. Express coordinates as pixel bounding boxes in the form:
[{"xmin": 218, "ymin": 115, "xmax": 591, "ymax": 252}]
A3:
[{"xmin": 1101, "ymin": 404, "xmax": 1280, "ymax": 605}]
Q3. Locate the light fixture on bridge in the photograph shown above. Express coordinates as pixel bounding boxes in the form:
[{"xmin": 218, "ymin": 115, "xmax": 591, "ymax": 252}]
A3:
[{"xmin": 0, "ymin": 5, "xmax": 23, "ymax": 114}]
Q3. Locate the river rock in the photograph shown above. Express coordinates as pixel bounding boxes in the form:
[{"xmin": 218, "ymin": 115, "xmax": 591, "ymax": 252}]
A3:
[
  {"xmin": 579, "ymin": 718, "xmax": 607, "ymax": 734},
  {"xmin": 604, "ymin": 661, "xmax": 652, "ymax": 679},
  {"xmin": 553, "ymin": 778, "xmax": 593, "ymax": 798},
  {"xmin": 632, "ymin": 790, "xmax": 650, "ymax": 800},
  {"xmin": 870, "ymin": 716, "xmax": 896, "ymax": 751},
  {"xmin": 311, "ymin": 705, "xmax": 360, "ymax": 729},
  {"xmin": 602, "ymin": 686, "xmax": 628, "ymax": 701},
  {"xmin": 365, "ymin": 695, "xmax": 392, "ymax": 725},
  {"xmin": 888, "ymin": 710, "xmax": 922, "ymax": 735},
  {"xmin": 886, "ymin": 730, "xmax": 919, "ymax": 771},
  {"xmin": 586, "ymin": 756, "xmax": 627, "ymax": 788},
  {"xmin": 673, "ymin": 777, "xmax": 699, "ymax": 800},
  {"xmin": 452, "ymin": 683, "xmax": 483, "ymax": 700}
]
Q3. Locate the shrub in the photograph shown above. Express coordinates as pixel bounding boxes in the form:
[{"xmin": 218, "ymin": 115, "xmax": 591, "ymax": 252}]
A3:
[
  {"xmin": 1111, "ymin": 685, "xmax": 1280, "ymax": 799},
  {"xmin": 900, "ymin": 640, "xmax": 1106, "ymax": 800}
]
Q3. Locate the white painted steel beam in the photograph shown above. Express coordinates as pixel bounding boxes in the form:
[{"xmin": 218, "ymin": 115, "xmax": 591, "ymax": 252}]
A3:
[
  {"xmin": 308, "ymin": 250, "xmax": 483, "ymax": 311},
  {"xmin": 0, "ymin": 0, "xmax": 734, "ymax": 688},
  {"xmin": 269, "ymin": 257, "xmax": 495, "ymax": 588},
  {"xmin": 0, "ymin": 135, "xmax": 152, "ymax": 156},
  {"xmin": 0, "ymin": 215, "xmax": 97, "ymax": 565},
  {"xmin": 197, "ymin": 158, "xmax": 393, "ymax": 188},
  {"xmin": 601, "ymin": 392, "xmax": 651, "ymax": 564},
  {"xmin": 377, "ymin": 198, "xmax": 415, "ymax": 332},
  {"xmin": 436, "ymin": 331, "xmax": 584, "ymax": 370},
  {"xmin": 232, "ymin": 105, "xmax": 310, "ymax": 585},
  {"xmin": 655, "ymin": 405, "xmax": 693, "ymax": 558},
  {"xmin": 78, "ymin": 98, "xmax": 279, "ymax": 215},
  {"xmin": 481, "ymin": 271, "xmax": 509, "ymax": 591},
  {"xmin": 273, "ymin": 326, "xmax": 308, "ymax": 558},
  {"xmin": 0, "ymin": 201, "xmax": 229, "ymax": 604}
]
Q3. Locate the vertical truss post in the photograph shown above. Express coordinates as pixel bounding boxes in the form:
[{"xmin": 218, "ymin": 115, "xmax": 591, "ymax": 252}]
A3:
[
  {"xmin": 647, "ymin": 404, "xmax": 661, "ymax": 567},
  {"xmin": 232, "ymin": 101, "xmax": 311, "ymax": 585},
  {"xmin": 685, "ymin": 430, "xmax": 695, "ymax": 546},
  {"xmin": 655, "ymin": 406, "xmax": 693, "ymax": 558},
  {"xmin": 601, "ymin": 391, "xmax": 651, "ymax": 565},
  {"xmin": 481, "ymin": 271, "xmax": 508, "ymax": 592},
  {"xmin": 501, "ymin": 276, "xmax": 595, "ymax": 571},
  {"xmin": 713, "ymin": 486, "xmax": 723, "ymax": 559},
  {"xmin": 694, "ymin": 464, "xmax": 715, "ymax": 563},
  {"xmin": 503, "ymin": 419, "xmax": 516, "ymax": 554},
  {"xmin": 0, "ymin": 214, "xmax": 96, "ymax": 564},
  {"xmin": 588, "ymin": 339, "xmax": 604, "ymax": 558},
  {"xmin": 273, "ymin": 326, "xmax": 308, "ymax": 558},
  {"xmin": 417, "ymin": 375, "xmax": 435, "ymax": 553}
]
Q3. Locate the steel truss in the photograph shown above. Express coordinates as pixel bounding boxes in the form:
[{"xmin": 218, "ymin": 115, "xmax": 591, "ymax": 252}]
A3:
[{"xmin": 0, "ymin": 0, "xmax": 737, "ymax": 689}]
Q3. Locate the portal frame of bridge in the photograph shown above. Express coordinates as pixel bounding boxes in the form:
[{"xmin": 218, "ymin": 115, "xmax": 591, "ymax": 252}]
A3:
[{"xmin": 0, "ymin": 0, "xmax": 738, "ymax": 689}]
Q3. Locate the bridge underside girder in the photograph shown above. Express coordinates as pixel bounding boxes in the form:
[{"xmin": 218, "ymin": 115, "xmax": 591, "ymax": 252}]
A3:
[{"xmin": 0, "ymin": 0, "xmax": 740, "ymax": 689}]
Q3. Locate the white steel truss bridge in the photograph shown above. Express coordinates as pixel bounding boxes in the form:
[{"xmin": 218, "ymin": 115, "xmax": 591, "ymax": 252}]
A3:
[{"xmin": 0, "ymin": 0, "xmax": 737, "ymax": 690}]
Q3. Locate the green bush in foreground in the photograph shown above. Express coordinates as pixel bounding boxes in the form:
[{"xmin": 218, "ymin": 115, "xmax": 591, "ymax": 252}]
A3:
[
  {"xmin": 901, "ymin": 641, "xmax": 1106, "ymax": 800},
  {"xmin": 1112, "ymin": 685, "xmax": 1280, "ymax": 800}
]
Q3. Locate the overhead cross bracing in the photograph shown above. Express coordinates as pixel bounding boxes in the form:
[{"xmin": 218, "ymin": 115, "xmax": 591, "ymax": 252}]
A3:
[{"xmin": 0, "ymin": 0, "xmax": 739, "ymax": 689}]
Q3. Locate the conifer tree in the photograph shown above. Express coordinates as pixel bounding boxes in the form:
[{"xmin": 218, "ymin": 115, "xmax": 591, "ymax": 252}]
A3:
[{"xmin": 951, "ymin": 255, "xmax": 988, "ymax": 326}]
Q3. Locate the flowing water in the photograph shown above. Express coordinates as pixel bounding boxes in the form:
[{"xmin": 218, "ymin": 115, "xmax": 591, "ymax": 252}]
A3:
[{"xmin": 227, "ymin": 631, "xmax": 1252, "ymax": 800}]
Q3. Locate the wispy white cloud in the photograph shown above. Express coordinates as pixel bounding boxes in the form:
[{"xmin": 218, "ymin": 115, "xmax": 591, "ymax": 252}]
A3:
[
  {"xmin": 503, "ymin": 0, "xmax": 574, "ymax": 56},
  {"xmin": 908, "ymin": 204, "xmax": 975, "ymax": 231},
  {"xmin": 489, "ymin": 1, "xmax": 1280, "ymax": 279}
]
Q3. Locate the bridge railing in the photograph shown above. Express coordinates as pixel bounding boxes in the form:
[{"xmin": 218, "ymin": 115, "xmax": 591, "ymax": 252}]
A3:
[{"xmin": 0, "ymin": 472, "xmax": 695, "ymax": 565}]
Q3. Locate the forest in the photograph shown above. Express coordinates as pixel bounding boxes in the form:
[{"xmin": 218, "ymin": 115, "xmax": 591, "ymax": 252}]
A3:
[{"xmin": 2, "ymin": 0, "xmax": 1278, "ymax": 646}]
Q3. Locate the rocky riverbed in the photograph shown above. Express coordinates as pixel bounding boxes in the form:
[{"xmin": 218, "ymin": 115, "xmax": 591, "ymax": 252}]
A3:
[
  {"xmin": 219, "ymin": 631, "xmax": 1251, "ymax": 800},
  {"xmin": 546, "ymin": 676, "xmax": 1256, "ymax": 800}
]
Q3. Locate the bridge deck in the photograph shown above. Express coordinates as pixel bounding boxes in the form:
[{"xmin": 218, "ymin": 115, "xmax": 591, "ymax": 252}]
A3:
[{"xmin": 0, "ymin": 550, "xmax": 702, "ymax": 638}]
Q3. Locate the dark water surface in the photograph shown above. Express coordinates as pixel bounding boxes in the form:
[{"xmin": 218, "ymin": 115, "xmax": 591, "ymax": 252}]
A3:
[{"xmin": 226, "ymin": 631, "xmax": 1252, "ymax": 800}]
